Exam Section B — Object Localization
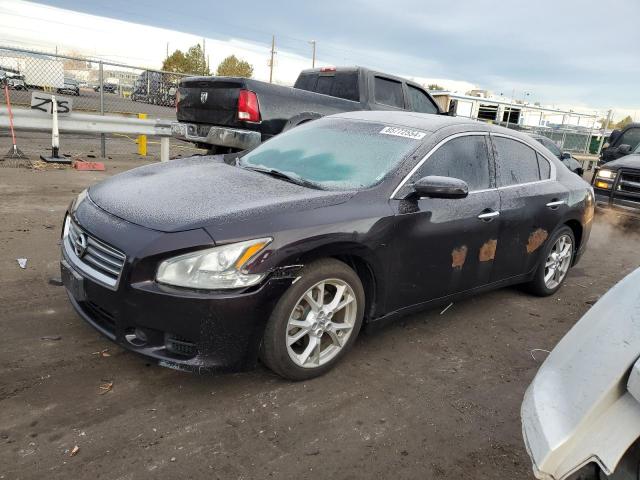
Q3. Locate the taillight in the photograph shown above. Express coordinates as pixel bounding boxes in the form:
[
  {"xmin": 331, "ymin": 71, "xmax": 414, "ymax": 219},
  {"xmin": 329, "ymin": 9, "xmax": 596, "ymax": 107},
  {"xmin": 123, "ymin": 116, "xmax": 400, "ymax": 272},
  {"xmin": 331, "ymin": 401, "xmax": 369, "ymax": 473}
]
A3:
[{"xmin": 238, "ymin": 89, "xmax": 260, "ymax": 122}]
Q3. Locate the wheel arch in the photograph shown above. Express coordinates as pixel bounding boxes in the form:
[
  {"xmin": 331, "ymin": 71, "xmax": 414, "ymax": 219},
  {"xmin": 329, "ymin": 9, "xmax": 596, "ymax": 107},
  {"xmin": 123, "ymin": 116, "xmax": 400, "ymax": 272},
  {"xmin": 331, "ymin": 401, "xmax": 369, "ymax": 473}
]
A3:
[{"xmin": 285, "ymin": 243, "xmax": 383, "ymax": 323}]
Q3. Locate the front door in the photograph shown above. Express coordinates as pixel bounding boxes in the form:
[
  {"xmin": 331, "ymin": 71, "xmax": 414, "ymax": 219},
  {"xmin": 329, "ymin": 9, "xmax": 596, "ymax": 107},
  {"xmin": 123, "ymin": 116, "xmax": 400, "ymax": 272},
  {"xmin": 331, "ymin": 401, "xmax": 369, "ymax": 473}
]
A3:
[{"xmin": 387, "ymin": 133, "xmax": 501, "ymax": 312}]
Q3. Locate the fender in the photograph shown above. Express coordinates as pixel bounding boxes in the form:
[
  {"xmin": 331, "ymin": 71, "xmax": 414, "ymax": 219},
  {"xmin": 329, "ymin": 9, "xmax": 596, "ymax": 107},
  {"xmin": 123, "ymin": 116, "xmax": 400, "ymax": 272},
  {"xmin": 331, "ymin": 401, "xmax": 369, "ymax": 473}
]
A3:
[
  {"xmin": 281, "ymin": 112, "xmax": 323, "ymax": 132},
  {"xmin": 522, "ymin": 267, "xmax": 640, "ymax": 479}
]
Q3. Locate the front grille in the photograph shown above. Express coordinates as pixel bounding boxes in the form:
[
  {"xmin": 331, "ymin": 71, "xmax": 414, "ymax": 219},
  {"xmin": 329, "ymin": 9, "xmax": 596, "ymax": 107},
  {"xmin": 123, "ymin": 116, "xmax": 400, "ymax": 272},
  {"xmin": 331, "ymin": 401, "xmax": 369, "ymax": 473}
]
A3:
[
  {"xmin": 619, "ymin": 171, "xmax": 640, "ymax": 196},
  {"xmin": 65, "ymin": 219, "xmax": 126, "ymax": 288},
  {"xmin": 165, "ymin": 334, "xmax": 197, "ymax": 357}
]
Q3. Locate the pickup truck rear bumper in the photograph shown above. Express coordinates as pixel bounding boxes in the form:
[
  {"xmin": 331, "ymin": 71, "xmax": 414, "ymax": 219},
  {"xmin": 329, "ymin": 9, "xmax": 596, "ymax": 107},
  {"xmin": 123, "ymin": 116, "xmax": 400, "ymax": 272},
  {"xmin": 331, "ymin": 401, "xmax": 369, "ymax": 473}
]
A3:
[{"xmin": 172, "ymin": 122, "xmax": 261, "ymax": 150}]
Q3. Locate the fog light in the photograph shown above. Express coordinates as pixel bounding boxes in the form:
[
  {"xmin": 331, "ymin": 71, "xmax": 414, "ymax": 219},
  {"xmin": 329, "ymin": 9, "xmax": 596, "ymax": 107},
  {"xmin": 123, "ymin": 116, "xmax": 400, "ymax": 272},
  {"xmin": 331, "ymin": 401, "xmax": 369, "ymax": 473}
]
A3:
[
  {"xmin": 125, "ymin": 328, "xmax": 148, "ymax": 347},
  {"xmin": 595, "ymin": 180, "xmax": 612, "ymax": 189}
]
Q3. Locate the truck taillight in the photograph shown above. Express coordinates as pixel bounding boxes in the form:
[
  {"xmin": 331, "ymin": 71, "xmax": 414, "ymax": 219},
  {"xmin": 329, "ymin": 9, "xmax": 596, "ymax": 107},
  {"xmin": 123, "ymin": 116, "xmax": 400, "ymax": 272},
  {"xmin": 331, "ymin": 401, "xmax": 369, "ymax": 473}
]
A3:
[{"xmin": 238, "ymin": 89, "xmax": 260, "ymax": 122}]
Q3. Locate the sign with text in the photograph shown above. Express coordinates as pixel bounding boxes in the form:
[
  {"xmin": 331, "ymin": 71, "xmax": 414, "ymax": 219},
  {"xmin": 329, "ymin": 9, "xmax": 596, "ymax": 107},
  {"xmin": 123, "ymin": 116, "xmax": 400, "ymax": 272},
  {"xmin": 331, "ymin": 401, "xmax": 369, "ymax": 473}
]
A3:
[{"xmin": 30, "ymin": 92, "xmax": 73, "ymax": 115}]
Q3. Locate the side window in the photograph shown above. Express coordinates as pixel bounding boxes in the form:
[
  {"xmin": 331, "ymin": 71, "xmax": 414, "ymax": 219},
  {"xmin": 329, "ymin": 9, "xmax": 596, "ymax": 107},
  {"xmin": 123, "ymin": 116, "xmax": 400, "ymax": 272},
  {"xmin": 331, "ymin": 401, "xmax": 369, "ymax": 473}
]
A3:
[
  {"xmin": 413, "ymin": 135, "xmax": 491, "ymax": 191},
  {"xmin": 618, "ymin": 128, "xmax": 640, "ymax": 150},
  {"xmin": 407, "ymin": 85, "xmax": 438, "ymax": 114},
  {"xmin": 493, "ymin": 137, "xmax": 541, "ymax": 186},
  {"xmin": 537, "ymin": 153, "xmax": 551, "ymax": 179},
  {"xmin": 374, "ymin": 77, "xmax": 404, "ymax": 108},
  {"xmin": 541, "ymin": 138, "xmax": 561, "ymax": 157}
]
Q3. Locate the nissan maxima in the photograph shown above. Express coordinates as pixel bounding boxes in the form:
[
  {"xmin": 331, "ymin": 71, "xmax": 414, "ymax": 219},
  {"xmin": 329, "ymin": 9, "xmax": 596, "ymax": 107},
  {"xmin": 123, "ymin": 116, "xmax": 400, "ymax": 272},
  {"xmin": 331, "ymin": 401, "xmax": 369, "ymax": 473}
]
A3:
[{"xmin": 60, "ymin": 111, "xmax": 594, "ymax": 380}]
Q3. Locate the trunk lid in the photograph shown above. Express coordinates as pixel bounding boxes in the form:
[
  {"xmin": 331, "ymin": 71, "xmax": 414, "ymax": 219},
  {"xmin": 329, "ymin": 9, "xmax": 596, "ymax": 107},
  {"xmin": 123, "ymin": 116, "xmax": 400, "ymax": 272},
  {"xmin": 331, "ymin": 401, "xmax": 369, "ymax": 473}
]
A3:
[{"xmin": 177, "ymin": 77, "xmax": 247, "ymax": 126}]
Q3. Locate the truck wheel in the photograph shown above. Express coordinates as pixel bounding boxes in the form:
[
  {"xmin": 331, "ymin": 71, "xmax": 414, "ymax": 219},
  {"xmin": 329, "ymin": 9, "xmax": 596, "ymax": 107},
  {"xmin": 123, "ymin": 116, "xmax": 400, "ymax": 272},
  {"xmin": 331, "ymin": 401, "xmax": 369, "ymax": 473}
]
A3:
[{"xmin": 260, "ymin": 258, "xmax": 365, "ymax": 381}]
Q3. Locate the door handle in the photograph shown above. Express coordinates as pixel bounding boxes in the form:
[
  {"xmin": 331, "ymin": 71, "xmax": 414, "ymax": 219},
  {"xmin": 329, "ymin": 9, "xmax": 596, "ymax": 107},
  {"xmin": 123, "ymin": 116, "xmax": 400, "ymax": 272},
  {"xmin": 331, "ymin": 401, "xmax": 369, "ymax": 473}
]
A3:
[
  {"xmin": 546, "ymin": 200, "xmax": 565, "ymax": 209},
  {"xmin": 477, "ymin": 210, "xmax": 500, "ymax": 221}
]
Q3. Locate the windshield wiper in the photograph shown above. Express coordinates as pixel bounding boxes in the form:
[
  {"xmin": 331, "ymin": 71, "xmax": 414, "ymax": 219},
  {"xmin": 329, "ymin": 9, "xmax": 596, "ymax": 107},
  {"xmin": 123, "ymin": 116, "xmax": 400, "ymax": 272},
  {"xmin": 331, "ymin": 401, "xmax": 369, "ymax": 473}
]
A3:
[{"xmin": 241, "ymin": 165, "xmax": 323, "ymax": 190}]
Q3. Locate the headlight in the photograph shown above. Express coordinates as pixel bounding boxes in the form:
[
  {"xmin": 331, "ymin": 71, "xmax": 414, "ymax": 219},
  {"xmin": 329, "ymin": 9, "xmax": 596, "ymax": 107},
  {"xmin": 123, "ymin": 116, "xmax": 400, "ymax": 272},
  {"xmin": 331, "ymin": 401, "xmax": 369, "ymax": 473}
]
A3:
[
  {"xmin": 156, "ymin": 238, "xmax": 272, "ymax": 290},
  {"xmin": 596, "ymin": 169, "xmax": 616, "ymax": 180}
]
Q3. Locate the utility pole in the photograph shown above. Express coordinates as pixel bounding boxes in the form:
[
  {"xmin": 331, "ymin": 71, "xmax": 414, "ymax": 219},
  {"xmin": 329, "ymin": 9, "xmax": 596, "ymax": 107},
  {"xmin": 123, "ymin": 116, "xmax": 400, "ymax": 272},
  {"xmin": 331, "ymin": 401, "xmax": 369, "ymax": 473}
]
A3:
[
  {"xmin": 166, "ymin": 42, "xmax": 169, "ymax": 59},
  {"xmin": 202, "ymin": 38, "xmax": 206, "ymax": 74},
  {"xmin": 269, "ymin": 35, "xmax": 276, "ymax": 83},
  {"xmin": 309, "ymin": 40, "xmax": 316, "ymax": 68}
]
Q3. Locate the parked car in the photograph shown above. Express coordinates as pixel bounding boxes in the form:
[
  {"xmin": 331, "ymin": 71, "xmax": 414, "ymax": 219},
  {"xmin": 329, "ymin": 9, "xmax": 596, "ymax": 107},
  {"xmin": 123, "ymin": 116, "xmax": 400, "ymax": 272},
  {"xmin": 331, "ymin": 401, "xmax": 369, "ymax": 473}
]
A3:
[
  {"xmin": 94, "ymin": 83, "xmax": 117, "ymax": 94},
  {"xmin": 60, "ymin": 111, "xmax": 593, "ymax": 380},
  {"xmin": 530, "ymin": 134, "xmax": 584, "ymax": 176},
  {"xmin": 57, "ymin": 78, "xmax": 80, "ymax": 96},
  {"xmin": 522, "ymin": 266, "xmax": 640, "ymax": 480},
  {"xmin": 173, "ymin": 66, "xmax": 444, "ymax": 153},
  {"xmin": 6, "ymin": 74, "xmax": 27, "ymax": 90},
  {"xmin": 592, "ymin": 143, "xmax": 640, "ymax": 216},
  {"xmin": 131, "ymin": 70, "xmax": 178, "ymax": 107},
  {"xmin": 601, "ymin": 122, "xmax": 640, "ymax": 163}
]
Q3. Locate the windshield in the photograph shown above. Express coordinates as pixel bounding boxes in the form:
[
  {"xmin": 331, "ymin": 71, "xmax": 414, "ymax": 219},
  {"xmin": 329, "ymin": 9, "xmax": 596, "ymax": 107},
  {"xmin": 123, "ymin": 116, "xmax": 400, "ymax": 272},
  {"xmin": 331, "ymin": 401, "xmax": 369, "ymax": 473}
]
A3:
[{"xmin": 240, "ymin": 118, "xmax": 424, "ymax": 190}]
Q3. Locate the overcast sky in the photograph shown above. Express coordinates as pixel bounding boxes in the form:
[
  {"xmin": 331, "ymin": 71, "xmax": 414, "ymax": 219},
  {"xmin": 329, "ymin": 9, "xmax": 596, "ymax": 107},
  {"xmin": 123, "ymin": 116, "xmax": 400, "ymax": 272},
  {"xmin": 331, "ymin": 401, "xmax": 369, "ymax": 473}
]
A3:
[{"xmin": 1, "ymin": 0, "xmax": 639, "ymax": 118}]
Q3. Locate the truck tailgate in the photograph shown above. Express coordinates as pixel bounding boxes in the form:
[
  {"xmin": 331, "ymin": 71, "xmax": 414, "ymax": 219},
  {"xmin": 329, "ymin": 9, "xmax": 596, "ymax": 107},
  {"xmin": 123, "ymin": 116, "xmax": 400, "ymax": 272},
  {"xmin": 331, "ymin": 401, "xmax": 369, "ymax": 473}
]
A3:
[{"xmin": 177, "ymin": 78, "xmax": 246, "ymax": 126}]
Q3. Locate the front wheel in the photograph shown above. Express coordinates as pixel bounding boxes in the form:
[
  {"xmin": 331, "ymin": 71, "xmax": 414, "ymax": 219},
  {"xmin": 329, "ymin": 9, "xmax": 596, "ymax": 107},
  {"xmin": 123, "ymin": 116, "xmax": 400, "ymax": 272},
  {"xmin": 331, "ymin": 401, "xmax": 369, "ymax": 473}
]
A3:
[
  {"xmin": 260, "ymin": 258, "xmax": 365, "ymax": 381},
  {"xmin": 525, "ymin": 225, "xmax": 575, "ymax": 296}
]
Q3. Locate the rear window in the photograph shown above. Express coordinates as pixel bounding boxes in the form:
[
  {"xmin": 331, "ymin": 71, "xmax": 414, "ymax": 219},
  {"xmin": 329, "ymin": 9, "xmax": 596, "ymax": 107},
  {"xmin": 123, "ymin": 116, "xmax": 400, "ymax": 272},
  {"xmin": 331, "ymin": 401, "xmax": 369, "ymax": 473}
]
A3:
[
  {"xmin": 407, "ymin": 85, "xmax": 438, "ymax": 114},
  {"xmin": 294, "ymin": 71, "xmax": 359, "ymax": 102},
  {"xmin": 374, "ymin": 77, "xmax": 404, "ymax": 108}
]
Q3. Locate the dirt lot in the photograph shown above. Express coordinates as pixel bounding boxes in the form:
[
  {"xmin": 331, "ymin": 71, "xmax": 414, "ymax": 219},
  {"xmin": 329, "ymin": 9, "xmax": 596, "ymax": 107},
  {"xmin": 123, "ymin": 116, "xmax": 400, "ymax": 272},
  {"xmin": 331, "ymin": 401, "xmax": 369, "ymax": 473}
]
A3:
[{"xmin": 1, "ymin": 157, "xmax": 639, "ymax": 480}]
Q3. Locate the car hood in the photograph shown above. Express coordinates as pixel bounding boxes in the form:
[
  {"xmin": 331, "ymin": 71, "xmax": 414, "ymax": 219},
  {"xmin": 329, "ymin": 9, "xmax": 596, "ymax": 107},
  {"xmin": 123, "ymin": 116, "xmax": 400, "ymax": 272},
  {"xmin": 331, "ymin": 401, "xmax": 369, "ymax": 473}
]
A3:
[
  {"xmin": 88, "ymin": 156, "xmax": 355, "ymax": 233},
  {"xmin": 603, "ymin": 153, "xmax": 640, "ymax": 170}
]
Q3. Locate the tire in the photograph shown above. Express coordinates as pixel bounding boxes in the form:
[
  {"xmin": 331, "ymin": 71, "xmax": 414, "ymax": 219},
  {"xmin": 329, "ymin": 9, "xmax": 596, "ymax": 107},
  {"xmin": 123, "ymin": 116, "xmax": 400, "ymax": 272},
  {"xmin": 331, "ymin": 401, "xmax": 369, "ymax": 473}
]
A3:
[
  {"xmin": 260, "ymin": 258, "xmax": 365, "ymax": 381},
  {"xmin": 525, "ymin": 225, "xmax": 575, "ymax": 296}
]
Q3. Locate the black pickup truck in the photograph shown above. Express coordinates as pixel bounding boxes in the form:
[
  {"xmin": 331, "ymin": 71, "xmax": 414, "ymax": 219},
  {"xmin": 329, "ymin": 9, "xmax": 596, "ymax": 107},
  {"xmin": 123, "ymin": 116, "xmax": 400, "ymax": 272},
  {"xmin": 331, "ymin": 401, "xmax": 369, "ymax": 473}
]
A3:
[{"xmin": 172, "ymin": 66, "xmax": 444, "ymax": 153}]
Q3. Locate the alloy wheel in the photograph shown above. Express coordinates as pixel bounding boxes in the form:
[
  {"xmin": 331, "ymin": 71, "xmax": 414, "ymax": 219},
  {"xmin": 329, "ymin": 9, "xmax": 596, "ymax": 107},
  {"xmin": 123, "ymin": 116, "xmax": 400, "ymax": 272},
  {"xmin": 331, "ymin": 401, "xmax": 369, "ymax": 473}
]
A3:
[
  {"xmin": 286, "ymin": 279, "xmax": 357, "ymax": 369},
  {"xmin": 544, "ymin": 234, "xmax": 573, "ymax": 290}
]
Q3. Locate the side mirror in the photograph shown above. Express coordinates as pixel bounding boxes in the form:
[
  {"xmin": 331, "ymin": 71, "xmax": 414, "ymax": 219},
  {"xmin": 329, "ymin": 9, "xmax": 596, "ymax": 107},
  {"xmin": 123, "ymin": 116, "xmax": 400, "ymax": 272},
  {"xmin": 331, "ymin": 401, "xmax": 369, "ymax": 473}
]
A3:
[
  {"xmin": 561, "ymin": 152, "xmax": 571, "ymax": 160},
  {"xmin": 609, "ymin": 129, "xmax": 622, "ymax": 145},
  {"xmin": 412, "ymin": 175, "xmax": 469, "ymax": 199},
  {"xmin": 618, "ymin": 144, "xmax": 632, "ymax": 155}
]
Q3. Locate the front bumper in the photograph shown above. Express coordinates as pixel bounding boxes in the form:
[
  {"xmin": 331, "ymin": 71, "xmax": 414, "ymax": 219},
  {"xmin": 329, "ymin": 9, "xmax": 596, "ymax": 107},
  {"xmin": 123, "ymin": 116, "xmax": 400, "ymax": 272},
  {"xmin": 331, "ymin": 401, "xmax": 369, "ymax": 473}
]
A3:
[
  {"xmin": 521, "ymin": 267, "xmax": 640, "ymax": 479},
  {"xmin": 595, "ymin": 190, "xmax": 640, "ymax": 217},
  {"xmin": 171, "ymin": 122, "xmax": 261, "ymax": 150},
  {"xmin": 61, "ymin": 251, "xmax": 290, "ymax": 373}
]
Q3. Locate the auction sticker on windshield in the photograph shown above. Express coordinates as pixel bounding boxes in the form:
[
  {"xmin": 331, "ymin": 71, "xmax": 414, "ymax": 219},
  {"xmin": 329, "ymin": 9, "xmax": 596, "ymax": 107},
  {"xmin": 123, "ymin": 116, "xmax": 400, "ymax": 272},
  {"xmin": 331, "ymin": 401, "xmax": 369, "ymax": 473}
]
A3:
[{"xmin": 379, "ymin": 126, "xmax": 426, "ymax": 140}]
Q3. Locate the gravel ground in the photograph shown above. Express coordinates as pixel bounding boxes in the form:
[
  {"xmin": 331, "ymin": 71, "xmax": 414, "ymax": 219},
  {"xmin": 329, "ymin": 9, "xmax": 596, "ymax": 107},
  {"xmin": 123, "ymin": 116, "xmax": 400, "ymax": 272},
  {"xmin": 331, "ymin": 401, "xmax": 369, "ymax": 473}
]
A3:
[{"xmin": 1, "ymin": 157, "xmax": 639, "ymax": 480}]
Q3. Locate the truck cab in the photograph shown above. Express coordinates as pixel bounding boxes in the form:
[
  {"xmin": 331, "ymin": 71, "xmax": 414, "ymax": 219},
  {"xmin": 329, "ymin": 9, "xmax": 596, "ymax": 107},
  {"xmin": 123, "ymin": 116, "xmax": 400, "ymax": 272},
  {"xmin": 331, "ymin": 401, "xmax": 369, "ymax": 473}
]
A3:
[{"xmin": 601, "ymin": 122, "xmax": 640, "ymax": 163}]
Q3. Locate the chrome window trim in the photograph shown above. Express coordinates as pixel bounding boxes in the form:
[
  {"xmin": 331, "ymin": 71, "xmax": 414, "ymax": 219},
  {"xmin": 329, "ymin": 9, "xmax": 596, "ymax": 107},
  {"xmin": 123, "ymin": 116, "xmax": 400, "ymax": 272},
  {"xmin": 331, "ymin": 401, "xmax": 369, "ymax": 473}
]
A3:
[
  {"xmin": 390, "ymin": 131, "xmax": 490, "ymax": 199},
  {"xmin": 390, "ymin": 131, "xmax": 558, "ymax": 200}
]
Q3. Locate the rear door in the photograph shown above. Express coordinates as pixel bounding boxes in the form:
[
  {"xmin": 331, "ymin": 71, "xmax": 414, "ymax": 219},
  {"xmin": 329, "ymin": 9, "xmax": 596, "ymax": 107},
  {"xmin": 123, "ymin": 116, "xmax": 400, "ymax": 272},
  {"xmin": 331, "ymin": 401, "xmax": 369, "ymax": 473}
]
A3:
[
  {"xmin": 489, "ymin": 134, "xmax": 567, "ymax": 282},
  {"xmin": 387, "ymin": 133, "xmax": 500, "ymax": 311}
]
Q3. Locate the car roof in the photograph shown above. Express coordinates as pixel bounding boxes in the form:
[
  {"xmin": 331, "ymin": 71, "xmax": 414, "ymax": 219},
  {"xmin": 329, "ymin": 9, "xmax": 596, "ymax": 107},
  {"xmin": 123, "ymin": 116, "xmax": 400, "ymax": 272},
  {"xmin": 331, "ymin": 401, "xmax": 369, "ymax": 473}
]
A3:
[{"xmin": 328, "ymin": 111, "xmax": 551, "ymax": 149}]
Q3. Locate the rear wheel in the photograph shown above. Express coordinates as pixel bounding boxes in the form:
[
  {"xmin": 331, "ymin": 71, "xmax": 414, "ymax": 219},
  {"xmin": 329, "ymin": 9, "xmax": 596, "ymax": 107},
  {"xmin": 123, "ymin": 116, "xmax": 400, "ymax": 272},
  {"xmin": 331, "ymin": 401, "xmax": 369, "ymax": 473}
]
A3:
[
  {"xmin": 525, "ymin": 225, "xmax": 575, "ymax": 296},
  {"xmin": 260, "ymin": 259, "xmax": 365, "ymax": 381}
]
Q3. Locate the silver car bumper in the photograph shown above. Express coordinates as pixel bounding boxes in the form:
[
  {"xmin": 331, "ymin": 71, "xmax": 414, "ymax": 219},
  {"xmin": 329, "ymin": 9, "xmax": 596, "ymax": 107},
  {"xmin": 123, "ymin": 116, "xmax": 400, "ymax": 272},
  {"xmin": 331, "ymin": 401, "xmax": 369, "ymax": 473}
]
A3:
[
  {"xmin": 521, "ymin": 267, "xmax": 640, "ymax": 479},
  {"xmin": 171, "ymin": 122, "xmax": 261, "ymax": 150}
]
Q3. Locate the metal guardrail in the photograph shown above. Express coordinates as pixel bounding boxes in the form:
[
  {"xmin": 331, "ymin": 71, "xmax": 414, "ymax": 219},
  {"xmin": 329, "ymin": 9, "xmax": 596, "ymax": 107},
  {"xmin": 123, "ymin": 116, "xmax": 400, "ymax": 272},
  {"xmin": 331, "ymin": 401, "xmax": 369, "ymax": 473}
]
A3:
[{"xmin": 0, "ymin": 107, "xmax": 173, "ymax": 161}]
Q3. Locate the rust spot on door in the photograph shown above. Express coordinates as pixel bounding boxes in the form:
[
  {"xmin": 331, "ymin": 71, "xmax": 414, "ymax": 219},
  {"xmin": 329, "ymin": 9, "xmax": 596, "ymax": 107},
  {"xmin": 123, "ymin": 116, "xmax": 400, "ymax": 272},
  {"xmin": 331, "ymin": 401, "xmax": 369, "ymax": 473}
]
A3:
[
  {"xmin": 479, "ymin": 239, "xmax": 497, "ymax": 262},
  {"xmin": 451, "ymin": 246, "xmax": 468, "ymax": 269},
  {"xmin": 526, "ymin": 229, "xmax": 548, "ymax": 253}
]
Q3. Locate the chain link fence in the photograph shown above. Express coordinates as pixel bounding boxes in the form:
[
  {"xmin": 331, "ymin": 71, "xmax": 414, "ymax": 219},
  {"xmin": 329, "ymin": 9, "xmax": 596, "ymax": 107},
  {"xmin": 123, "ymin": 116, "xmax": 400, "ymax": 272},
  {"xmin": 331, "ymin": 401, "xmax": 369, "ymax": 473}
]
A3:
[{"xmin": 0, "ymin": 45, "xmax": 205, "ymax": 160}]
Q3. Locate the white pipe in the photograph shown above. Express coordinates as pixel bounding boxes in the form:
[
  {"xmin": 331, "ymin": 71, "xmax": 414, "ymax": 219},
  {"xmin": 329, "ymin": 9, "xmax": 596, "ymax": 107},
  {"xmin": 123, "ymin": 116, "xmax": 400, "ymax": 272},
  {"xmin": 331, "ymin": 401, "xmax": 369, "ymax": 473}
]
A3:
[{"xmin": 51, "ymin": 95, "xmax": 59, "ymax": 149}]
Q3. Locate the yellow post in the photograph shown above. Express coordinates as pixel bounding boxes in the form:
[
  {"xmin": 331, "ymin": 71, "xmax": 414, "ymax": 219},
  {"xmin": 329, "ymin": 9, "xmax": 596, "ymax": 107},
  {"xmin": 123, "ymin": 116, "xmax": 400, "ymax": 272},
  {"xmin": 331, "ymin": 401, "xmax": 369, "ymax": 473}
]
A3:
[{"xmin": 137, "ymin": 113, "xmax": 147, "ymax": 156}]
